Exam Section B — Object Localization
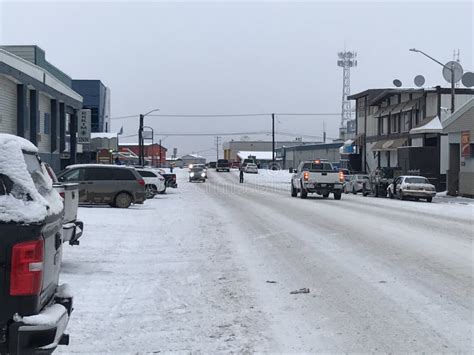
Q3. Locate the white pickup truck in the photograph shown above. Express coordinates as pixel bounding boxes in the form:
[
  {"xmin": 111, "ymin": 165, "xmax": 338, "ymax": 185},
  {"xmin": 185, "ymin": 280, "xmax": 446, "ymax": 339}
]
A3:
[
  {"xmin": 44, "ymin": 163, "xmax": 83, "ymax": 245},
  {"xmin": 291, "ymin": 160, "xmax": 344, "ymax": 200}
]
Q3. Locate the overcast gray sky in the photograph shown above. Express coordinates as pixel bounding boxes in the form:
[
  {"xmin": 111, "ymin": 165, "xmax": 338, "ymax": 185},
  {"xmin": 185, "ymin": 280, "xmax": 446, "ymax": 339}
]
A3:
[{"xmin": 1, "ymin": 0, "xmax": 472, "ymax": 159}]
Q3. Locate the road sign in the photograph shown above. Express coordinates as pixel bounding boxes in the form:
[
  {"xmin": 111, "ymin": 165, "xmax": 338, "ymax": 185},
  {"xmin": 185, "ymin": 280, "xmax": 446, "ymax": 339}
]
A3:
[{"xmin": 77, "ymin": 109, "xmax": 91, "ymax": 144}]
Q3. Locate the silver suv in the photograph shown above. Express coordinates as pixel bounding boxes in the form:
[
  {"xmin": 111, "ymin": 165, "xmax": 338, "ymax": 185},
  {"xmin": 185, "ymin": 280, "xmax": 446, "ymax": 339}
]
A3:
[{"xmin": 57, "ymin": 164, "xmax": 146, "ymax": 208}]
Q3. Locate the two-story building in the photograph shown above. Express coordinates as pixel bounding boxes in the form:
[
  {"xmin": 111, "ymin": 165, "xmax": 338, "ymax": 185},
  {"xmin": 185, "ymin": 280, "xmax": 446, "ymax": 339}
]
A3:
[
  {"xmin": 0, "ymin": 46, "xmax": 83, "ymax": 171},
  {"xmin": 348, "ymin": 87, "xmax": 474, "ymax": 190}
]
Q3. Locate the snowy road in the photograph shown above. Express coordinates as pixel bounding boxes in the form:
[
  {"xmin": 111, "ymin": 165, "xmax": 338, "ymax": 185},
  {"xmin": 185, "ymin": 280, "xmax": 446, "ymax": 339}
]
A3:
[{"xmin": 59, "ymin": 169, "xmax": 473, "ymax": 354}]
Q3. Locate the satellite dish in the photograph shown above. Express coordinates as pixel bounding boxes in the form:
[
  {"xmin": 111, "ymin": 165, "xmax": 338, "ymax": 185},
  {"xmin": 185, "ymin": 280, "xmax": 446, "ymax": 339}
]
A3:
[
  {"xmin": 442, "ymin": 61, "xmax": 463, "ymax": 83},
  {"xmin": 461, "ymin": 72, "xmax": 474, "ymax": 87},
  {"xmin": 393, "ymin": 79, "xmax": 402, "ymax": 87},
  {"xmin": 414, "ymin": 75, "xmax": 425, "ymax": 87}
]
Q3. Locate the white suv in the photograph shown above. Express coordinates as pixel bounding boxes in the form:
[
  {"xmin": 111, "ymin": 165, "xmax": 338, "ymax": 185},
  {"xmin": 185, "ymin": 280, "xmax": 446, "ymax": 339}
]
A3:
[
  {"xmin": 136, "ymin": 168, "xmax": 166, "ymax": 198},
  {"xmin": 244, "ymin": 163, "xmax": 258, "ymax": 174}
]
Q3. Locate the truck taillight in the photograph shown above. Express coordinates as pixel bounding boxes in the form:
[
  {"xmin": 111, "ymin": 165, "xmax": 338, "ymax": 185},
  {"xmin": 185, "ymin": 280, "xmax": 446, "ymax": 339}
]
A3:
[
  {"xmin": 303, "ymin": 172, "xmax": 309, "ymax": 181},
  {"xmin": 10, "ymin": 240, "xmax": 44, "ymax": 296},
  {"xmin": 59, "ymin": 192, "xmax": 65, "ymax": 199},
  {"xmin": 137, "ymin": 178, "xmax": 145, "ymax": 186},
  {"xmin": 339, "ymin": 171, "xmax": 344, "ymax": 183}
]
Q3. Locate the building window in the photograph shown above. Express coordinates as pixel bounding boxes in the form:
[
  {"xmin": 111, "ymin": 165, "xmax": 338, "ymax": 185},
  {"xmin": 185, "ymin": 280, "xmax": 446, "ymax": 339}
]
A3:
[
  {"xmin": 44, "ymin": 113, "xmax": 50, "ymax": 134},
  {"xmin": 402, "ymin": 112, "xmax": 412, "ymax": 132},
  {"xmin": 386, "ymin": 151, "xmax": 391, "ymax": 167},
  {"xmin": 412, "ymin": 110, "xmax": 420, "ymax": 127},
  {"xmin": 390, "ymin": 114, "xmax": 399, "ymax": 133}
]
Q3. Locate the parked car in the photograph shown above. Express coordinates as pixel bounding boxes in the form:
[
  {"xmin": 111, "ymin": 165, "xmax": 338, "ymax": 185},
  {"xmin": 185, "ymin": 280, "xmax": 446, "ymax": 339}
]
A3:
[
  {"xmin": 0, "ymin": 133, "xmax": 73, "ymax": 354},
  {"xmin": 44, "ymin": 163, "xmax": 83, "ymax": 246},
  {"xmin": 57, "ymin": 164, "xmax": 146, "ymax": 208},
  {"xmin": 344, "ymin": 174, "xmax": 369, "ymax": 194},
  {"xmin": 244, "ymin": 163, "xmax": 258, "ymax": 174},
  {"xmin": 194, "ymin": 164, "xmax": 208, "ymax": 178},
  {"xmin": 216, "ymin": 159, "xmax": 230, "ymax": 172},
  {"xmin": 136, "ymin": 168, "xmax": 166, "ymax": 198},
  {"xmin": 209, "ymin": 162, "xmax": 217, "ymax": 169},
  {"xmin": 291, "ymin": 160, "xmax": 344, "ymax": 200},
  {"xmin": 231, "ymin": 161, "xmax": 240, "ymax": 169},
  {"xmin": 189, "ymin": 166, "xmax": 206, "ymax": 182},
  {"xmin": 387, "ymin": 175, "xmax": 436, "ymax": 202}
]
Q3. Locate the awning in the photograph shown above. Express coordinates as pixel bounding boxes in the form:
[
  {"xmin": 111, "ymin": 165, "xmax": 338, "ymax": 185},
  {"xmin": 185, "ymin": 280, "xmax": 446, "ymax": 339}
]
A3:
[
  {"xmin": 354, "ymin": 133, "xmax": 365, "ymax": 146},
  {"xmin": 371, "ymin": 138, "xmax": 407, "ymax": 151},
  {"xmin": 400, "ymin": 100, "xmax": 419, "ymax": 112},
  {"xmin": 410, "ymin": 116, "xmax": 442, "ymax": 134}
]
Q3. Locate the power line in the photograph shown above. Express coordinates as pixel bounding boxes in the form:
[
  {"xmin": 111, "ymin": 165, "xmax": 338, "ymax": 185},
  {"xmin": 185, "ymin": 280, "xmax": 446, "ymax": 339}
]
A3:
[
  {"xmin": 119, "ymin": 131, "xmax": 334, "ymax": 140},
  {"xmin": 110, "ymin": 112, "xmax": 340, "ymax": 120}
]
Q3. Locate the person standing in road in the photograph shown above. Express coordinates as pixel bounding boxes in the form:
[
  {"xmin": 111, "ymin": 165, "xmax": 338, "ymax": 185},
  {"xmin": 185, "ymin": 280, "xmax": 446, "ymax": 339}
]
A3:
[{"xmin": 239, "ymin": 168, "xmax": 244, "ymax": 183}]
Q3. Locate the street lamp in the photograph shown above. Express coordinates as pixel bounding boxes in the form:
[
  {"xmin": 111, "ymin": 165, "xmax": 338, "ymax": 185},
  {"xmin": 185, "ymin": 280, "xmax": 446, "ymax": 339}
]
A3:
[
  {"xmin": 143, "ymin": 126, "xmax": 154, "ymax": 166},
  {"xmin": 409, "ymin": 48, "xmax": 456, "ymax": 113},
  {"xmin": 138, "ymin": 108, "xmax": 159, "ymax": 166}
]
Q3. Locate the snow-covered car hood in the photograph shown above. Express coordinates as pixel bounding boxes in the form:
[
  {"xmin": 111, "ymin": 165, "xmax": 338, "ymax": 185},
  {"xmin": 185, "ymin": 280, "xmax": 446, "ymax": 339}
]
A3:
[{"xmin": 0, "ymin": 134, "xmax": 63, "ymax": 224}]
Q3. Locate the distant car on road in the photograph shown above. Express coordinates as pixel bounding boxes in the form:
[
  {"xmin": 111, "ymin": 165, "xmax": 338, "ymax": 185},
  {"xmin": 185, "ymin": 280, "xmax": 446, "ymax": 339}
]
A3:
[
  {"xmin": 136, "ymin": 168, "xmax": 166, "ymax": 198},
  {"xmin": 216, "ymin": 159, "xmax": 230, "ymax": 172},
  {"xmin": 209, "ymin": 162, "xmax": 217, "ymax": 168},
  {"xmin": 387, "ymin": 175, "xmax": 436, "ymax": 202},
  {"xmin": 0, "ymin": 133, "xmax": 73, "ymax": 354},
  {"xmin": 244, "ymin": 163, "xmax": 258, "ymax": 174},
  {"xmin": 57, "ymin": 164, "xmax": 146, "ymax": 208},
  {"xmin": 344, "ymin": 174, "xmax": 369, "ymax": 194},
  {"xmin": 291, "ymin": 160, "xmax": 344, "ymax": 199},
  {"xmin": 189, "ymin": 166, "xmax": 207, "ymax": 182}
]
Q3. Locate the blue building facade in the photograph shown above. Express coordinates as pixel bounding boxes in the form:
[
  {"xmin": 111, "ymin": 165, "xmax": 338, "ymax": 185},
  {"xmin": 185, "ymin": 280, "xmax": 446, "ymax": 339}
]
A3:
[{"xmin": 71, "ymin": 80, "xmax": 110, "ymax": 132}]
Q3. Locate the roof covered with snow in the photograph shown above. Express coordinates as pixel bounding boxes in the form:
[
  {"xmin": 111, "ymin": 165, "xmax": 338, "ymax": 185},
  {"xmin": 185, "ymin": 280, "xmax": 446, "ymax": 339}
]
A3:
[
  {"xmin": 91, "ymin": 132, "xmax": 118, "ymax": 139},
  {"xmin": 410, "ymin": 116, "xmax": 442, "ymax": 134},
  {"xmin": 237, "ymin": 151, "xmax": 273, "ymax": 160}
]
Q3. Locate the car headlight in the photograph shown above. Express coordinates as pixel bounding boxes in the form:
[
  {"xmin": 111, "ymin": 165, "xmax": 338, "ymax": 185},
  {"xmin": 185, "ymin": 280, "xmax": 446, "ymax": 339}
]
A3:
[
  {"xmin": 201, "ymin": 173, "xmax": 206, "ymax": 177},
  {"xmin": 190, "ymin": 172, "xmax": 195, "ymax": 177}
]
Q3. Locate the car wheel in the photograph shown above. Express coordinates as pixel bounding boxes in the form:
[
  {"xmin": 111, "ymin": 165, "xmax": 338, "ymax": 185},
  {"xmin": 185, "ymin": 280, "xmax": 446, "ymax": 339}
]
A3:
[
  {"xmin": 114, "ymin": 192, "xmax": 132, "ymax": 208},
  {"xmin": 334, "ymin": 191, "xmax": 342, "ymax": 200},
  {"xmin": 299, "ymin": 182, "xmax": 308, "ymax": 199},
  {"xmin": 323, "ymin": 193, "xmax": 329, "ymax": 198},
  {"xmin": 159, "ymin": 186, "xmax": 167, "ymax": 194},
  {"xmin": 427, "ymin": 197, "xmax": 433, "ymax": 203},
  {"xmin": 291, "ymin": 184, "xmax": 297, "ymax": 197},
  {"xmin": 145, "ymin": 185, "xmax": 154, "ymax": 199},
  {"xmin": 344, "ymin": 186, "xmax": 349, "ymax": 194},
  {"xmin": 399, "ymin": 190, "xmax": 405, "ymax": 200}
]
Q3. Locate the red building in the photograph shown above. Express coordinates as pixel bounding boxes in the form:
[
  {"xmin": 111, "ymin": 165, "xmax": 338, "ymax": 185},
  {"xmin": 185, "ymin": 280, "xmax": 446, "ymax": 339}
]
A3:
[{"xmin": 118, "ymin": 142, "xmax": 167, "ymax": 167}]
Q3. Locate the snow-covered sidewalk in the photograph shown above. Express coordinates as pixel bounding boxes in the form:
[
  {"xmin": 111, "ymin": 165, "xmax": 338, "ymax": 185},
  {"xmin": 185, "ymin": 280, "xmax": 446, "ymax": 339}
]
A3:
[{"xmin": 58, "ymin": 177, "xmax": 272, "ymax": 353}]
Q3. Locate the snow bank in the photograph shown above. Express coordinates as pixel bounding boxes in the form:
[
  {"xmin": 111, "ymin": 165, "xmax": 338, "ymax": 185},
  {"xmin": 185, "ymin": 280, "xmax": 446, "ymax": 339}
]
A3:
[
  {"xmin": 0, "ymin": 134, "xmax": 63, "ymax": 223},
  {"xmin": 56, "ymin": 283, "xmax": 73, "ymax": 298}
]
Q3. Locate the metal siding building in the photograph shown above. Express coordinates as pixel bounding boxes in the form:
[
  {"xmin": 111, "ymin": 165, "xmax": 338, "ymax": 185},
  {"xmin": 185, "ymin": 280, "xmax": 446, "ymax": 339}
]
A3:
[
  {"xmin": 279, "ymin": 143, "xmax": 343, "ymax": 169},
  {"xmin": 0, "ymin": 46, "xmax": 83, "ymax": 172}
]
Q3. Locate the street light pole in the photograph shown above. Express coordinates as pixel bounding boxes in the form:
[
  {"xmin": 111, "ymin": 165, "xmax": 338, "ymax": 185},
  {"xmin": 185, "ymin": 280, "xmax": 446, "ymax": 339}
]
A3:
[
  {"xmin": 409, "ymin": 48, "xmax": 456, "ymax": 113},
  {"xmin": 138, "ymin": 108, "xmax": 160, "ymax": 166},
  {"xmin": 272, "ymin": 113, "xmax": 275, "ymax": 168}
]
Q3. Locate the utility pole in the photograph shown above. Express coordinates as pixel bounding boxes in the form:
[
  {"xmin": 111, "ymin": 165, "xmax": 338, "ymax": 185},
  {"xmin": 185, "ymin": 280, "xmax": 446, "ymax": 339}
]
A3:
[
  {"xmin": 159, "ymin": 138, "xmax": 162, "ymax": 168},
  {"xmin": 272, "ymin": 113, "xmax": 275, "ymax": 167},
  {"xmin": 323, "ymin": 121, "xmax": 327, "ymax": 143},
  {"xmin": 215, "ymin": 136, "xmax": 221, "ymax": 161},
  {"xmin": 138, "ymin": 114, "xmax": 144, "ymax": 166}
]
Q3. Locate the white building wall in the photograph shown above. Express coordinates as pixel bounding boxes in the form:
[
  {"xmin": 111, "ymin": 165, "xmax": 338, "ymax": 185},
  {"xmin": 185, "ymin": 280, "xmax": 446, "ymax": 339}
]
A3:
[
  {"xmin": 411, "ymin": 137, "xmax": 423, "ymax": 147},
  {"xmin": 37, "ymin": 93, "xmax": 51, "ymax": 153},
  {"xmin": 425, "ymin": 94, "xmax": 438, "ymax": 117},
  {"xmin": 0, "ymin": 75, "xmax": 17, "ymax": 134}
]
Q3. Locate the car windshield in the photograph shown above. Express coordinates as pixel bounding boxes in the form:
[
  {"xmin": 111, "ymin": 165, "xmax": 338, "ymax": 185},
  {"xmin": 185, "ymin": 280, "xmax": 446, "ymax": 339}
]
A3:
[
  {"xmin": 191, "ymin": 168, "xmax": 204, "ymax": 172},
  {"xmin": 405, "ymin": 177, "xmax": 430, "ymax": 184}
]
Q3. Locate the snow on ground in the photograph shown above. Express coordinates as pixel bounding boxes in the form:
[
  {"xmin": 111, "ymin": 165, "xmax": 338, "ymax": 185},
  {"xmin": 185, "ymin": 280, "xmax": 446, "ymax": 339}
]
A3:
[
  {"xmin": 58, "ymin": 168, "xmax": 473, "ymax": 353},
  {"xmin": 58, "ymin": 173, "xmax": 273, "ymax": 354}
]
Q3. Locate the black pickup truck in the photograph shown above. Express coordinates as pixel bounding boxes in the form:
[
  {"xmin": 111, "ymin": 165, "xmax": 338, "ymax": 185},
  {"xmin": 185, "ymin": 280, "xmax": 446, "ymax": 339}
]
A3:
[
  {"xmin": 161, "ymin": 173, "xmax": 178, "ymax": 188},
  {"xmin": 0, "ymin": 134, "xmax": 72, "ymax": 354},
  {"xmin": 216, "ymin": 159, "xmax": 230, "ymax": 172}
]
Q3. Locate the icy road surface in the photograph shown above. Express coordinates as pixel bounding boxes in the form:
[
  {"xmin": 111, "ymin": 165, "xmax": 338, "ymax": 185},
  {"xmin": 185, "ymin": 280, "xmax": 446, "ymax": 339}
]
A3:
[{"xmin": 59, "ymin": 169, "xmax": 473, "ymax": 353}]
